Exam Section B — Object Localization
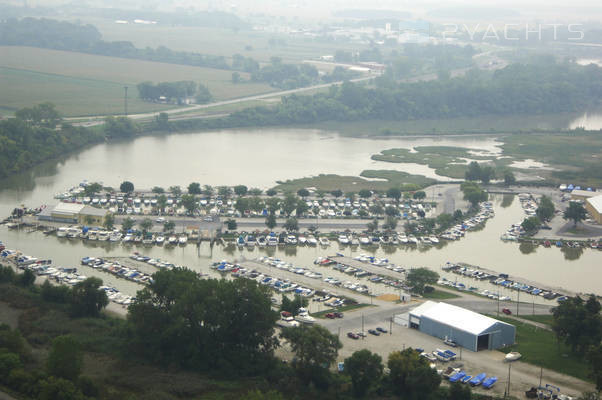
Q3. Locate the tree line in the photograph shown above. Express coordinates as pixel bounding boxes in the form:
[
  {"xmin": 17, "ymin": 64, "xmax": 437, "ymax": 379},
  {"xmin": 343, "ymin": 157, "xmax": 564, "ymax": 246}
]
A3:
[
  {"xmin": 161, "ymin": 61, "xmax": 602, "ymax": 133},
  {"xmin": 136, "ymin": 81, "xmax": 212, "ymax": 104}
]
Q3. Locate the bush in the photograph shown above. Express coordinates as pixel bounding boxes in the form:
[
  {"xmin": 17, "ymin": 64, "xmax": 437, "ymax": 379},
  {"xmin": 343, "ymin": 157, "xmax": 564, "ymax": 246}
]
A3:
[
  {"xmin": 38, "ymin": 376, "xmax": 85, "ymax": 400},
  {"xmin": 46, "ymin": 335, "xmax": 83, "ymax": 381},
  {"xmin": 41, "ymin": 280, "xmax": 72, "ymax": 303},
  {"xmin": 78, "ymin": 375, "xmax": 100, "ymax": 398},
  {"xmin": 0, "ymin": 324, "xmax": 29, "ymax": 359},
  {"xmin": 0, "ymin": 265, "xmax": 15, "ymax": 283},
  {"xmin": 7, "ymin": 368, "xmax": 36, "ymax": 394},
  {"xmin": 16, "ymin": 269, "xmax": 35, "ymax": 287},
  {"xmin": 0, "ymin": 351, "xmax": 22, "ymax": 382},
  {"xmin": 424, "ymin": 285, "xmax": 434, "ymax": 294}
]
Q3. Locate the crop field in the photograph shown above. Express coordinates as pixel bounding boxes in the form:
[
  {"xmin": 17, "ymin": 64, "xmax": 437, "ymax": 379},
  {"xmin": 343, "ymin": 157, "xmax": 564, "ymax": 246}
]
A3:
[
  {"xmin": 0, "ymin": 46, "xmax": 274, "ymax": 117},
  {"xmin": 88, "ymin": 19, "xmax": 364, "ymax": 64}
]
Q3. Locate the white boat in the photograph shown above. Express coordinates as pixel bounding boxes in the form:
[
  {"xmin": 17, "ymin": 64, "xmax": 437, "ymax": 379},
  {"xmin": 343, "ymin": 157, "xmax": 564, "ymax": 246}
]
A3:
[
  {"xmin": 178, "ymin": 236, "xmax": 188, "ymax": 245},
  {"xmin": 168, "ymin": 236, "xmax": 177, "ymax": 245},
  {"xmin": 109, "ymin": 231, "xmax": 122, "ymax": 242},
  {"xmin": 429, "ymin": 235, "xmax": 439, "ymax": 244},
  {"xmin": 359, "ymin": 236, "xmax": 371, "ymax": 245},
  {"xmin": 294, "ymin": 308, "xmax": 316, "ymax": 324},
  {"xmin": 408, "ymin": 235, "xmax": 418, "ymax": 244},
  {"xmin": 276, "ymin": 311, "xmax": 300, "ymax": 328},
  {"xmin": 505, "ymin": 352, "xmax": 522, "ymax": 362},
  {"xmin": 267, "ymin": 236, "xmax": 278, "ymax": 246},
  {"xmin": 56, "ymin": 227, "xmax": 69, "ymax": 238},
  {"xmin": 307, "ymin": 235, "xmax": 318, "ymax": 246},
  {"xmin": 286, "ymin": 235, "xmax": 298, "ymax": 245},
  {"xmin": 97, "ymin": 231, "xmax": 109, "ymax": 241},
  {"xmin": 338, "ymin": 235, "xmax": 350, "ymax": 245},
  {"xmin": 67, "ymin": 227, "xmax": 81, "ymax": 239},
  {"xmin": 298, "ymin": 235, "xmax": 307, "ymax": 245},
  {"xmin": 155, "ymin": 236, "xmax": 165, "ymax": 245},
  {"xmin": 319, "ymin": 237, "xmax": 330, "ymax": 246},
  {"xmin": 256, "ymin": 236, "xmax": 267, "ymax": 246}
]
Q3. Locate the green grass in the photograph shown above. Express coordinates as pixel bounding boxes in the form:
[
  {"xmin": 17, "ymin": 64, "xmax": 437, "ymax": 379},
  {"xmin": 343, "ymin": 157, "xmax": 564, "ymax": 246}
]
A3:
[
  {"xmin": 491, "ymin": 315, "xmax": 591, "ymax": 382},
  {"xmin": 273, "ymin": 171, "xmax": 436, "ymax": 192},
  {"xmin": 422, "ymin": 289, "xmax": 461, "ymax": 300},
  {"xmin": 517, "ymin": 314, "xmax": 554, "ymax": 325},
  {"xmin": 313, "ymin": 303, "xmax": 373, "ymax": 319},
  {"xmin": 0, "ymin": 46, "xmax": 274, "ymax": 117}
]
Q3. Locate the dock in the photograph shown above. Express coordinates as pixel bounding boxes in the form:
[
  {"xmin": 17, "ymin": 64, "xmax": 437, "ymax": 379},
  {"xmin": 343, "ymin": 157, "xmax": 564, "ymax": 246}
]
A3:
[{"xmin": 329, "ymin": 256, "xmax": 405, "ymax": 282}]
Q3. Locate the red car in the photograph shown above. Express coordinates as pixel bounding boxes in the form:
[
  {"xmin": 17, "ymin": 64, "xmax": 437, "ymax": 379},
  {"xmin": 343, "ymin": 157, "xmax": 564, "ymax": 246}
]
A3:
[
  {"xmin": 325, "ymin": 313, "xmax": 336, "ymax": 319},
  {"xmin": 502, "ymin": 308, "xmax": 512, "ymax": 315},
  {"xmin": 347, "ymin": 332, "xmax": 359, "ymax": 340}
]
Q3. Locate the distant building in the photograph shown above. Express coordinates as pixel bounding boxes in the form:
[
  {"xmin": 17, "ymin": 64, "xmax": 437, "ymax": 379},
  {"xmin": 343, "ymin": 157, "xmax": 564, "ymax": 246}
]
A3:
[
  {"xmin": 37, "ymin": 202, "xmax": 108, "ymax": 226},
  {"xmin": 586, "ymin": 195, "xmax": 602, "ymax": 224},
  {"xmin": 570, "ymin": 189, "xmax": 597, "ymax": 202},
  {"xmin": 408, "ymin": 301, "xmax": 515, "ymax": 351}
]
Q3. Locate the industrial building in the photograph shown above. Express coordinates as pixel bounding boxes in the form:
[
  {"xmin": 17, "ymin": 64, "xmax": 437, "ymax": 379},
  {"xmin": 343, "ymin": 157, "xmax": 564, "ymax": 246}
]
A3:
[
  {"xmin": 570, "ymin": 189, "xmax": 598, "ymax": 202},
  {"xmin": 585, "ymin": 195, "xmax": 602, "ymax": 224},
  {"xmin": 408, "ymin": 301, "xmax": 515, "ymax": 352},
  {"xmin": 37, "ymin": 202, "xmax": 108, "ymax": 226}
]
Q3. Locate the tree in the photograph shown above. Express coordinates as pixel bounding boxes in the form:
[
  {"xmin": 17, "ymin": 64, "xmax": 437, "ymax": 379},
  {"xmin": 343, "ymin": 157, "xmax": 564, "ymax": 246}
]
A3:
[
  {"xmin": 16, "ymin": 269, "xmax": 35, "ymax": 287},
  {"xmin": 15, "ymin": 102, "xmax": 62, "ymax": 128},
  {"xmin": 139, "ymin": 218, "xmax": 153, "ymax": 234},
  {"xmin": 383, "ymin": 216, "xmax": 398, "ymax": 231},
  {"xmin": 552, "ymin": 295, "xmax": 601, "ymax": 354},
  {"xmin": 169, "ymin": 186, "xmax": 182, "ymax": 197},
  {"xmin": 265, "ymin": 213, "xmax": 277, "ymax": 230},
  {"xmin": 181, "ymin": 194, "xmax": 198, "ymax": 214},
  {"xmin": 156, "ymin": 194, "xmax": 167, "ymax": 212},
  {"xmin": 359, "ymin": 189, "xmax": 372, "ymax": 199},
  {"xmin": 449, "ymin": 382, "xmax": 472, "ymax": 400},
  {"xmin": 436, "ymin": 213, "xmax": 454, "ymax": 231},
  {"xmin": 331, "ymin": 189, "xmax": 343, "ymax": 198},
  {"xmin": 295, "ymin": 199, "xmax": 309, "ymax": 217},
  {"xmin": 369, "ymin": 204, "xmax": 383, "ymax": 216},
  {"xmin": 297, "ymin": 188, "xmax": 310, "ymax": 198},
  {"xmin": 388, "ymin": 348, "xmax": 441, "ymax": 399},
  {"xmin": 284, "ymin": 217, "xmax": 299, "ymax": 232},
  {"xmin": 202, "ymin": 185, "xmax": 214, "ymax": 196},
  {"xmin": 188, "ymin": 182, "xmax": 202, "ymax": 194},
  {"xmin": 234, "ymin": 185, "xmax": 248, "ymax": 196},
  {"xmin": 46, "ymin": 335, "xmax": 83, "ymax": 381},
  {"xmin": 280, "ymin": 325, "xmax": 341, "ymax": 370},
  {"xmin": 504, "ymin": 170, "xmax": 516, "ymax": 186},
  {"xmin": 249, "ymin": 188, "xmax": 262, "ymax": 196},
  {"xmin": 232, "ymin": 71, "xmax": 241, "ymax": 83},
  {"xmin": 282, "ymin": 194, "xmax": 298, "ymax": 217},
  {"xmin": 480, "ymin": 165, "xmax": 496, "ymax": 184},
  {"xmin": 587, "ymin": 344, "xmax": 602, "ymax": 391},
  {"xmin": 218, "ymin": 186, "xmax": 233, "ymax": 199},
  {"xmin": 367, "ymin": 218, "xmax": 379, "ymax": 232},
  {"xmin": 37, "ymin": 376, "xmax": 84, "ymax": 400},
  {"xmin": 387, "ymin": 187, "xmax": 402, "ymax": 203},
  {"xmin": 280, "ymin": 295, "xmax": 308, "ymax": 315},
  {"xmin": 121, "ymin": 217, "xmax": 135, "ymax": 233},
  {"xmin": 83, "ymin": 182, "xmax": 102, "ymax": 197},
  {"xmin": 163, "ymin": 221, "xmax": 175, "ymax": 232},
  {"xmin": 70, "ymin": 277, "xmax": 108, "ymax": 318},
  {"xmin": 235, "ymin": 197, "xmax": 249, "ymax": 215},
  {"xmin": 537, "ymin": 195, "xmax": 555, "ymax": 222},
  {"xmin": 406, "ymin": 268, "xmax": 439, "ymax": 295},
  {"xmin": 521, "ymin": 216, "xmax": 541, "ymax": 234},
  {"xmin": 453, "ymin": 209, "xmax": 463, "ymax": 221},
  {"xmin": 465, "ymin": 161, "xmax": 482, "ymax": 181},
  {"xmin": 226, "ymin": 219, "xmax": 237, "ymax": 231},
  {"xmin": 413, "ymin": 191, "xmax": 426, "ymax": 200},
  {"xmin": 564, "ymin": 202, "xmax": 588, "ymax": 227},
  {"xmin": 120, "ymin": 181, "xmax": 134, "ymax": 193},
  {"xmin": 344, "ymin": 349, "xmax": 383, "ymax": 398},
  {"xmin": 154, "ymin": 112, "xmax": 170, "ymax": 131},
  {"xmin": 103, "ymin": 213, "xmax": 115, "ymax": 230},
  {"xmin": 385, "ymin": 206, "xmax": 398, "ymax": 217},
  {"xmin": 127, "ymin": 269, "xmax": 278, "ymax": 374},
  {"xmin": 461, "ymin": 182, "xmax": 488, "ymax": 208},
  {"xmin": 266, "ymin": 188, "xmax": 277, "ymax": 196}
]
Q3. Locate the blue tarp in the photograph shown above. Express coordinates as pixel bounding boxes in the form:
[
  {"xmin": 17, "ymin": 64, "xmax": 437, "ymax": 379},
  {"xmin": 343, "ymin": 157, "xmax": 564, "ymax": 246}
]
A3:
[{"xmin": 449, "ymin": 371, "xmax": 466, "ymax": 383}]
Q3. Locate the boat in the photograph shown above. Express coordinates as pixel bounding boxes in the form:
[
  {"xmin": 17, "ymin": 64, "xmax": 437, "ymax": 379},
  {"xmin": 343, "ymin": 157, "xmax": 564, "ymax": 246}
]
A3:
[
  {"xmin": 482, "ymin": 376, "xmax": 498, "ymax": 389},
  {"xmin": 276, "ymin": 311, "xmax": 300, "ymax": 328},
  {"xmin": 66, "ymin": 227, "xmax": 81, "ymax": 239},
  {"xmin": 408, "ymin": 235, "xmax": 418, "ymax": 244},
  {"xmin": 429, "ymin": 235, "xmax": 439, "ymax": 244},
  {"xmin": 267, "ymin": 235, "xmax": 278, "ymax": 246},
  {"xmin": 298, "ymin": 235, "xmax": 307, "ymax": 245},
  {"xmin": 97, "ymin": 231, "xmax": 109, "ymax": 241},
  {"xmin": 359, "ymin": 235, "xmax": 371, "ymax": 245},
  {"xmin": 469, "ymin": 373, "xmax": 487, "ymax": 386},
  {"xmin": 294, "ymin": 308, "xmax": 316, "ymax": 324},
  {"xmin": 319, "ymin": 237, "xmax": 330, "ymax": 246},
  {"xmin": 56, "ymin": 227, "xmax": 69, "ymax": 238},
  {"xmin": 460, "ymin": 375, "xmax": 472, "ymax": 384},
  {"xmin": 178, "ymin": 236, "xmax": 188, "ymax": 245},
  {"xmin": 237, "ymin": 235, "xmax": 246, "ymax": 247},
  {"xmin": 155, "ymin": 236, "xmax": 165, "ymax": 245},
  {"xmin": 256, "ymin": 236, "xmax": 267, "ymax": 246},
  {"xmin": 109, "ymin": 231, "xmax": 122, "ymax": 242},
  {"xmin": 504, "ymin": 352, "xmax": 522, "ymax": 362},
  {"xmin": 246, "ymin": 235, "xmax": 255, "ymax": 247},
  {"xmin": 168, "ymin": 236, "xmax": 177, "ymax": 245},
  {"xmin": 307, "ymin": 235, "xmax": 317, "ymax": 246},
  {"xmin": 338, "ymin": 235, "xmax": 350, "ymax": 245},
  {"xmin": 449, "ymin": 371, "xmax": 466, "ymax": 383},
  {"xmin": 286, "ymin": 235, "xmax": 298, "ymax": 245}
]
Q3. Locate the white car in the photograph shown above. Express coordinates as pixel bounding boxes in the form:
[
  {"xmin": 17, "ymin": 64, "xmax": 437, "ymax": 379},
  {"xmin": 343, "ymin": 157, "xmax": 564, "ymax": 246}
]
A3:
[{"xmin": 156, "ymin": 217, "xmax": 166, "ymax": 223}]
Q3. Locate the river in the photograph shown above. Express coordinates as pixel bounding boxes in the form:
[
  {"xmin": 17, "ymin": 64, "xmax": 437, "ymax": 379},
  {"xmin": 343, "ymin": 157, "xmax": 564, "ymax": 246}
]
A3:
[{"xmin": 1, "ymin": 127, "xmax": 600, "ymax": 303}]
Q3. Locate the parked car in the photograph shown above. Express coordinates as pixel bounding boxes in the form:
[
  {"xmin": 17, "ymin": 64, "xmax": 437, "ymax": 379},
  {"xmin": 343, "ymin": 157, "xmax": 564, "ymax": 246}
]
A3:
[
  {"xmin": 325, "ymin": 313, "xmax": 336, "ymax": 319},
  {"xmin": 334, "ymin": 312, "xmax": 344, "ymax": 318},
  {"xmin": 356, "ymin": 331, "xmax": 367, "ymax": 338},
  {"xmin": 156, "ymin": 217, "xmax": 165, "ymax": 223},
  {"xmin": 376, "ymin": 327, "xmax": 388, "ymax": 333},
  {"xmin": 347, "ymin": 332, "xmax": 359, "ymax": 340},
  {"xmin": 368, "ymin": 329, "xmax": 380, "ymax": 336},
  {"xmin": 502, "ymin": 308, "xmax": 512, "ymax": 315}
]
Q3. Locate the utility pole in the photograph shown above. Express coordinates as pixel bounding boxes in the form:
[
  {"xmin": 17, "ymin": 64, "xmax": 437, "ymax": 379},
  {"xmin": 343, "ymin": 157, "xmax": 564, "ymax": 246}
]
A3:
[
  {"xmin": 517, "ymin": 290, "xmax": 520, "ymax": 316},
  {"xmin": 497, "ymin": 291, "xmax": 500, "ymax": 317},
  {"xmin": 124, "ymin": 86, "xmax": 128, "ymax": 116},
  {"xmin": 361, "ymin": 314, "xmax": 364, "ymax": 339},
  {"xmin": 389, "ymin": 316, "xmax": 393, "ymax": 335},
  {"xmin": 507, "ymin": 362, "xmax": 512, "ymax": 395},
  {"xmin": 539, "ymin": 367, "xmax": 543, "ymax": 388}
]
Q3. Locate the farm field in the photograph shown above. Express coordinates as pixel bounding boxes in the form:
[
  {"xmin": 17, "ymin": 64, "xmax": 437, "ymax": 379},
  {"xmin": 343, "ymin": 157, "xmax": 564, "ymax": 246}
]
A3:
[
  {"xmin": 0, "ymin": 46, "xmax": 274, "ymax": 117},
  {"xmin": 85, "ymin": 19, "xmax": 363, "ymax": 64}
]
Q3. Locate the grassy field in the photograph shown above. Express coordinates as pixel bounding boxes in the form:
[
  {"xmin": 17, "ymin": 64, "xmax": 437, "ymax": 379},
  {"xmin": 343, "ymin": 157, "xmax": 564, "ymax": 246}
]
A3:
[
  {"xmin": 0, "ymin": 46, "xmax": 274, "ymax": 117},
  {"xmin": 88, "ymin": 19, "xmax": 365, "ymax": 65},
  {"xmin": 516, "ymin": 314, "xmax": 554, "ymax": 325},
  {"xmin": 422, "ymin": 289, "xmax": 461, "ymax": 300},
  {"xmin": 313, "ymin": 303, "xmax": 373, "ymax": 319},
  {"xmin": 491, "ymin": 315, "xmax": 591, "ymax": 382},
  {"xmin": 273, "ymin": 171, "xmax": 436, "ymax": 192}
]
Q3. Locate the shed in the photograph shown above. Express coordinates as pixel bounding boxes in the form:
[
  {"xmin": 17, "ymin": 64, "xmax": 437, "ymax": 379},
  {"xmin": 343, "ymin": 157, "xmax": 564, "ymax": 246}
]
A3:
[{"xmin": 408, "ymin": 301, "xmax": 515, "ymax": 351}]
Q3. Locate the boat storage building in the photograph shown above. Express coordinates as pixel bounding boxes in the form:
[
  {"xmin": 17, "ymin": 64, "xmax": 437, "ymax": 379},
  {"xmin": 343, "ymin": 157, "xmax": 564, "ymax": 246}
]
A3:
[
  {"xmin": 585, "ymin": 195, "xmax": 602, "ymax": 224},
  {"xmin": 408, "ymin": 301, "xmax": 515, "ymax": 352},
  {"xmin": 37, "ymin": 202, "xmax": 108, "ymax": 226}
]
